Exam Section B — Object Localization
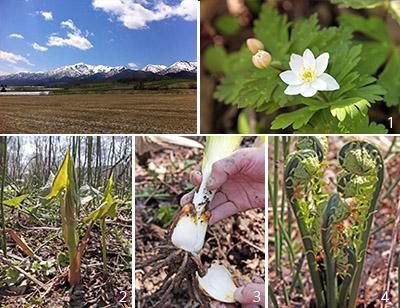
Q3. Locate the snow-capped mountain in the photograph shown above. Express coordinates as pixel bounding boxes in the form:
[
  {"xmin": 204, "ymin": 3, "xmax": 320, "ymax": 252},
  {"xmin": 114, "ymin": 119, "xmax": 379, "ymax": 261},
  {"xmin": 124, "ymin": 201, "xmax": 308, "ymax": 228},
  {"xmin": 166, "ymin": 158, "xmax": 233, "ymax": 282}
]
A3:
[
  {"xmin": 160, "ymin": 61, "xmax": 196, "ymax": 75},
  {"xmin": 142, "ymin": 64, "xmax": 167, "ymax": 74},
  {"xmin": 0, "ymin": 60, "xmax": 197, "ymax": 85},
  {"xmin": 50, "ymin": 63, "xmax": 126, "ymax": 78}
]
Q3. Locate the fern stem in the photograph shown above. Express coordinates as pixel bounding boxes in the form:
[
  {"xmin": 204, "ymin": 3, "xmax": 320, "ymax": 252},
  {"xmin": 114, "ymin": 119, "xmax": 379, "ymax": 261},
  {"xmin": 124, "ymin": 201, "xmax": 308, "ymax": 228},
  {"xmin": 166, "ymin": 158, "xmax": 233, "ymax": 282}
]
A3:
[
  {"xmin": 347, "ymin": 142, "xmax": 384, "ymax": 308},
  {"xmin": 322, "ymin": 194, "xmax": 339, "ymax": 308}
]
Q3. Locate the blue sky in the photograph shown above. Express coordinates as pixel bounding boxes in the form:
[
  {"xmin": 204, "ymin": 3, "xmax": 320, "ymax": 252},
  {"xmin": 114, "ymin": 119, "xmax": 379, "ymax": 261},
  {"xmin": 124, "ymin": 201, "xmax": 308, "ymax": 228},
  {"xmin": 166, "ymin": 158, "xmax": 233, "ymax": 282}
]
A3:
[{"xmin": 0, "ymin": 0, "xmax": 197, "ymax": 75}]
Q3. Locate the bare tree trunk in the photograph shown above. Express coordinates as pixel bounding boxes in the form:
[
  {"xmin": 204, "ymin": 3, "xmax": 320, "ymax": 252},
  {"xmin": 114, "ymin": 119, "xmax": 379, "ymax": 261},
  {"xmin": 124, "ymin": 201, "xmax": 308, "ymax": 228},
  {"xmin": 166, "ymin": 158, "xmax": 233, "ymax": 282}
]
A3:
[
  {"xmin": 87, "ymin": 137, "xmax": 93, "ymax": 185},
  {"xmin": 47, "ymin": 136, "xmax": 52, "ymax": 178},
  {"xmin": 96, "ymin": 137, "xmax": 102, "ymax": 187}
]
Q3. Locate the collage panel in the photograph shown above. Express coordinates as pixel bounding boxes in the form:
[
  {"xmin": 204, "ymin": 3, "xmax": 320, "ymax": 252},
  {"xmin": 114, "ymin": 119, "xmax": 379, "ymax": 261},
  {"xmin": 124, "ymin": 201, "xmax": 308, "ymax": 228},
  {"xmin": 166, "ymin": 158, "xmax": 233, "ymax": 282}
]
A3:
[
  {"xmin": 0, "ymin": 0, "xmax": 197, "ymax": 134},
  {"xmin": 135, "ymin": 136, "xmax": 265, "ymax": 307},
  {"xmin": 0, "ymin": 136, "xmax": 132, "ymax": 307},
  {"xmin": 268, "ymin": 136, "xmax": 400, "ymax": 307},
  {"xmin": 200, "ymin": 0, "xmax": 400, "ymax": 134}
]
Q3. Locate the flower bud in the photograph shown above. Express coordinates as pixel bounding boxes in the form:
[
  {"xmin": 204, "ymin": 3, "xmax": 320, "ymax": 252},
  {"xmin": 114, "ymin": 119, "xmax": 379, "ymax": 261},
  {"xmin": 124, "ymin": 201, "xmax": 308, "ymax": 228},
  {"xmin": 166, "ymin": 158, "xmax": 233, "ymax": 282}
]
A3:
[
  {"xmin": 246, "ymin": 38, "xmax": 264, "ymax": 54},
  {"xmin": 252, "ymin": 50, "xmax": 271, "ymax": 69}
]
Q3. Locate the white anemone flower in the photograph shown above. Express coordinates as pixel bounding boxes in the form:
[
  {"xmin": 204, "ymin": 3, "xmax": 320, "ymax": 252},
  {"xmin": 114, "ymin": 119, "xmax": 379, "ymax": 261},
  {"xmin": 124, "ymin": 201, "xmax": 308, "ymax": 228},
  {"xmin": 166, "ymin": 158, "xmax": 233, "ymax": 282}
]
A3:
[{"xmin": 279, "ymin": 49, "xmax": 340, "ymax": 98}]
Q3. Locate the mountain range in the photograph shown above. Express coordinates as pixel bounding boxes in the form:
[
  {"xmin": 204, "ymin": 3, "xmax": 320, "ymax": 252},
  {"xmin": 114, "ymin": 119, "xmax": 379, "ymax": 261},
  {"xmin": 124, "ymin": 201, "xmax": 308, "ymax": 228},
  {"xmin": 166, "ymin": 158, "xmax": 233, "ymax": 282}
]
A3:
[{"xmin": 0, "ymin": 61, "xmax": 197, "ymax": 86}]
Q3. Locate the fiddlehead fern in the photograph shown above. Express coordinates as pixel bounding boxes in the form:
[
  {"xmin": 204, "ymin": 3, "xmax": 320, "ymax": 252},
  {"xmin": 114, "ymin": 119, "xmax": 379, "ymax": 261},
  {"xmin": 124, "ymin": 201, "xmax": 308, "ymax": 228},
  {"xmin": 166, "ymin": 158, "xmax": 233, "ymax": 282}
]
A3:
[
  {"xmin": 285, "ymin": 137, "xmax": 328, "ymax": 308},
  {"xmin": 336, "ymin": 141, "xmax": 384, "ymax": 307},
  {"xmin": 285, "ymin": 138, "xmax": 383, "ymax": 308}
]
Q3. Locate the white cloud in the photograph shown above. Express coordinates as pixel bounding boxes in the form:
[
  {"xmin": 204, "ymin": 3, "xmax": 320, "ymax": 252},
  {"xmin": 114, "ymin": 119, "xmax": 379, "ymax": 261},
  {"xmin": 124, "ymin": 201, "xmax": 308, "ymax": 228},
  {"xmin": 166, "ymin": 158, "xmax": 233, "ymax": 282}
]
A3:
[
  {"xmin": 128, "ymin": 62, "xmax": 137, "ymax": 68},
  {"xmin": 92, "ymin": 0, "xmax": 197, "ymax": 30},
  {"xmin": 9, "ymin": 33, "xmax": 24, "ymax": 39},
  {"xmin": 0, "ymin": 50, "xmax": 33, "ymax": 66},
  {"xmin": 40, "ymin": 11, "xmax": 53, "ymax": 21},
  {"xmin": 47, "ymin": 19, "xmax": 93, "ymax": 50},
  {"xmin": 61, "ymin": 19, "xmax": 77, "ymax": 31},
  {"xmin": 32, "ymin": 42, "xmax": 48, "ymax": 52}
]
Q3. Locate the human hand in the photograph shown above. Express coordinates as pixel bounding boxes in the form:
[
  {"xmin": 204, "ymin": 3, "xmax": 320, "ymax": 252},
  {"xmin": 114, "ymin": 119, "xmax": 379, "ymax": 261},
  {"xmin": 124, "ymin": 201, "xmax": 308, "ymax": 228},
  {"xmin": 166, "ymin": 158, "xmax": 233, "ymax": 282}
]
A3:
[
  {"xmin": 210, "ymin": 277, "xmax": 265, "ymax": 307},
  {"xmin": 181, "ymin": 147, "xmax": 265, "ymax": 225}
]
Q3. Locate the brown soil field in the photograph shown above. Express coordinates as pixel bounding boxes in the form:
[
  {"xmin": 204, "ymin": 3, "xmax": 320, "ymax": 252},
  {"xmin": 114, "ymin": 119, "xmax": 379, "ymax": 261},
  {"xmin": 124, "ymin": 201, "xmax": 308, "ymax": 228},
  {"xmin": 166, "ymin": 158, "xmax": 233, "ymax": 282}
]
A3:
[{"xmin": 0, "ymin": 92, "xmax": 196, "ymax": 133}]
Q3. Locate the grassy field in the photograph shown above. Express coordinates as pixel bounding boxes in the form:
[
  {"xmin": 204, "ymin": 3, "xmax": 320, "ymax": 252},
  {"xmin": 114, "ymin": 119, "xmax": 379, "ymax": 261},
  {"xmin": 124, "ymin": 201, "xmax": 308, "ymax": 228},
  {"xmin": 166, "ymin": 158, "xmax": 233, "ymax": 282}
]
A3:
[{"xmin": 0, "ymin": 92, "xmax": 196, "ymax": 133}]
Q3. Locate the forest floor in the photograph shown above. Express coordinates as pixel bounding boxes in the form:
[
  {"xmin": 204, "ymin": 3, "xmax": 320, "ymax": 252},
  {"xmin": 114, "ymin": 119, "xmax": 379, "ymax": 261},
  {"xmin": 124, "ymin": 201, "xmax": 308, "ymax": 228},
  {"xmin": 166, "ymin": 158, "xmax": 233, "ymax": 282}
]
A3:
[
  {"xmin": 0, "ymin": 203, "xmax": 132, "ymax": 307},
  {"xmin": 135, "ymin": 142, "xmax": 265, "ymax": 307},
  {"xmin": 0, "ymin": 91, "xmax": 196, "ymax": 134},
  {"xmin": 268, "ymin": 136, "xmax": 400, "ymax": 307}
]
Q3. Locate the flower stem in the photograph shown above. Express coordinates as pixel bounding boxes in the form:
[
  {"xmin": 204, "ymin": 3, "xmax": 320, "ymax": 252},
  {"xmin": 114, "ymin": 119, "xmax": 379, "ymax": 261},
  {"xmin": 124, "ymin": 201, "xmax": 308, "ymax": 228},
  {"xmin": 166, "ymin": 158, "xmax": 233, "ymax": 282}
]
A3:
[
  {"xmin": 270, "ymin": 61, "xmax": 285, "ymax": 72},
  {"xmin": 318, "ymin": 92, "xmax": 330, "ymax": 103}
]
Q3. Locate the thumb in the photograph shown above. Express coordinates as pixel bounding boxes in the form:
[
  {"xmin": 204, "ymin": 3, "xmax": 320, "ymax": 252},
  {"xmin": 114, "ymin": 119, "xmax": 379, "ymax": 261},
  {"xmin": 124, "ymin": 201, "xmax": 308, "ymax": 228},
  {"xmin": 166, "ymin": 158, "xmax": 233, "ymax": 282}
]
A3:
[{"xmin": 234, "ymin": 283, "xmax": 265, "ymax": 307}]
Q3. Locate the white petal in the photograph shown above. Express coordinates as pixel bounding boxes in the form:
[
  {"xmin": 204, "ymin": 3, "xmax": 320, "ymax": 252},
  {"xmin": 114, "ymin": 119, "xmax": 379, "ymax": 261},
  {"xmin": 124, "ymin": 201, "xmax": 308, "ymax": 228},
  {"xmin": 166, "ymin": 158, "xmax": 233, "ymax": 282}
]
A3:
[
  {"xmin": 303, "ymin": 49, "xmax": 316, "ymax": 70},
  {"xmin": 289, "ymin": 54, "xmax": 303, "ymax": 73},
  {"xmin": 311, "ymin": 78, "xmax": 327, "ymax": 91},
  {"xmin": 279, "ymin": 70, "xmax": 302, "ymax": 85},
  {"xmin": 315, "ymin": 53, "xmax": 329, "ymax": 76},
  {"xmin": 284, "ymin": 84, "xmax": 303, "ymax": 95},
  {"xmin": 300, "ymin": 84, "xmax": 318, "ymax": 97},
  {"xmin": 319, "ymin": 73, "xmax": 340, "ymax": 91}
]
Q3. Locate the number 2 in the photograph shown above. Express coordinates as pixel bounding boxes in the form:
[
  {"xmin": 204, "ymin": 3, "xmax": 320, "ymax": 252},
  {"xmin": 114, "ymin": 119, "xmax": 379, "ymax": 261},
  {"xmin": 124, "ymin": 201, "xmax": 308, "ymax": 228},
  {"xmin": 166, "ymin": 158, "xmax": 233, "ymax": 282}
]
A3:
[{"xmin": 119, "ymin": 291, "xmax": 127, "ymax": 303}]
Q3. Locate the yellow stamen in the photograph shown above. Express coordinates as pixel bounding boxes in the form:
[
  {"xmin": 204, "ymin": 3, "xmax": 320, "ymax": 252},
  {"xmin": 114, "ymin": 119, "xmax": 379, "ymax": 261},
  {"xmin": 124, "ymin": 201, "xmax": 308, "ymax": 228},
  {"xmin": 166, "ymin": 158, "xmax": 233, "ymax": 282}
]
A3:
[{"xmin": 302, "ymin": 69, "xmax": 315, "ymax": 82}]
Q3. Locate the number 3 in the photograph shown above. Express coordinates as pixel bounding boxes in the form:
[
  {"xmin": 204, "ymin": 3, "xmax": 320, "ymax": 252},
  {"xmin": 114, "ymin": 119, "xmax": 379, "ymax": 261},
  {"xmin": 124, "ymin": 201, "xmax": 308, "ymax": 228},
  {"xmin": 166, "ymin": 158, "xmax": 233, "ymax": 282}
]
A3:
[{"xmin": 253, "ymin": 290, "xmax": 261, "ymax": 303}]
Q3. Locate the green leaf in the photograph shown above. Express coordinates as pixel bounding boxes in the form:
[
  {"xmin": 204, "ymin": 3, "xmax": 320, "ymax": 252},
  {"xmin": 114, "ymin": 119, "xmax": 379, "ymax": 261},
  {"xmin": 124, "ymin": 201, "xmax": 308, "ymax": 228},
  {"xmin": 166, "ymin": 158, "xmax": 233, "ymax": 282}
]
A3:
[
  {"xmin": 254, "ymin": 5, "xmax": 290, "ymax": 61},
  {"xmin": 3, "ymin": 194, "xmax": 28, "ymax": 207},
  {"xmin": 299, "ymin": 109, "xmax": 387, "ymax": 133},
  {"xmin": 203, "ymin": 45, "xmax": 227, "ymax": 75},
  {"xmin": 330, "ymin": 98, "xmax": 370, "ymax": 121},
  {"xmin": 338, "ymin": 14, "xmax": 390, "ymax": 42},
  {"xmin": 214, "ymin": 14, "xmax": 241, "ymax": 36},
  {"xmin": 271, "ymin": 105, "xmax": 326, "ymax": 130},
  {"xmin": 378, "ymin": 49, "xmax": 400, "ymax": 107},
  {"xmin": 356, "ymin": 41, "xmax": 391, "ymax": 75}
]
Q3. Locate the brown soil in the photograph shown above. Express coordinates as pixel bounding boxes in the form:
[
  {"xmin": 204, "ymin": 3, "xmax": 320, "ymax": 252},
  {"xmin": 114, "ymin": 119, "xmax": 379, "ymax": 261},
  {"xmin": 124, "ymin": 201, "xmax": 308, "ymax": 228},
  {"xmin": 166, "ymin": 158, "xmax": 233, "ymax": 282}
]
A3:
[{"xmin": 0, "ymin": 92, "xmax": 196, "ymax": 134}]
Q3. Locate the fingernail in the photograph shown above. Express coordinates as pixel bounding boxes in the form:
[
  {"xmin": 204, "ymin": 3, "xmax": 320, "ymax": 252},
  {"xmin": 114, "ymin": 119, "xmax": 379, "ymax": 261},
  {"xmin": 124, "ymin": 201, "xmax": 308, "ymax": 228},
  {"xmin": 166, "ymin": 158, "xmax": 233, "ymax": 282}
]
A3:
[{"xmin": 206, "ymin": 176, "xmax": 214, "ymax": 187}]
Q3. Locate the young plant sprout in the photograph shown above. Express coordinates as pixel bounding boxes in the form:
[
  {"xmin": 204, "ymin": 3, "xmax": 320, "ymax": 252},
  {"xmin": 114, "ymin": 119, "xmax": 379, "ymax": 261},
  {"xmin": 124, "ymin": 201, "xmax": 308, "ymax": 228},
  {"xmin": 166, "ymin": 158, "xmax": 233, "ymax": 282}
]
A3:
[
  {"xmin": 284, "ymin": 137, "xmax": 383, "ymax": 308},
  {"xmin": 83, "ymin": 174, "xmax": 119, "ymax": 271},
  {"xmin": 198, "ymin": 263, "xmax": 238, "ymax": 303},
  {"xmin": 47, "ymin": 150, "xmax": 94, "ymax": 286},
  {"xmin": 280, "ymin": 49, "xmax": 340, "ymax": 97}
]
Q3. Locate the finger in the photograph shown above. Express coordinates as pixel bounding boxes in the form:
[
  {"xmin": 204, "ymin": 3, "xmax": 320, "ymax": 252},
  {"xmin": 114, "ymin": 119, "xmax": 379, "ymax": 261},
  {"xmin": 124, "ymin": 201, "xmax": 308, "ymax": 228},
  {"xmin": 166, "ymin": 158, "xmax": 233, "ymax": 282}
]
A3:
[
  {"xmin": 208, "ymin": 191, "xmax": 228, "ymax": 210},
  {"xmin": 207, "ymin": 155, "xmax": 240, "ymax": 191},
  {"xmin": 234, "ymin": 283, "xmax": 265, "ymax": 306},
  {"xmin": 252, "ymin": 276, "xmax": 264, "ymax": 284},
  {"xmin": 190, "ymin": 170, "xmax": 202, "ymax": 186},
  {"xmin": 209, "ymin": 201, "xmax": 239, "ymax": 225}
]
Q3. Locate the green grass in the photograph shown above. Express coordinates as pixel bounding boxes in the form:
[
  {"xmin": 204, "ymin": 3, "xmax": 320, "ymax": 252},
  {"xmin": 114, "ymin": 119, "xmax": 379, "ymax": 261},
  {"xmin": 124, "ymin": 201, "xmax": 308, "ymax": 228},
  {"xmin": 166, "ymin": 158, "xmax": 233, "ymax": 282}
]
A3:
[{"xmin": 53, "ymin": 79, "xmax": 196, "ymax": 95}]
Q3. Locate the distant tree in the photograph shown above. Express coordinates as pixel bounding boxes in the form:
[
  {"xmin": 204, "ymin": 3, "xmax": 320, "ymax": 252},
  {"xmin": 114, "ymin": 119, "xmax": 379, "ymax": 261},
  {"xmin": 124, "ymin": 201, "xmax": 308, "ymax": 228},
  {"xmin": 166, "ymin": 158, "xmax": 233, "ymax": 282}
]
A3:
[{"xmin": 0, "ymin": 85, "xmax": 6, "ymax": 92}]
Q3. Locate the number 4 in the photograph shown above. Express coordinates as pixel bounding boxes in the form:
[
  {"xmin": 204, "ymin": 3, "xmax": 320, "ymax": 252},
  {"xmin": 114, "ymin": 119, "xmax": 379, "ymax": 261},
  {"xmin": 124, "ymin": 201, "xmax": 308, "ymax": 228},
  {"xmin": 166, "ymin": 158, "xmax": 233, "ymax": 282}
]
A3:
[{"xmin": 381, "ymin": 290, "xmax": 389, "ymax": 302}]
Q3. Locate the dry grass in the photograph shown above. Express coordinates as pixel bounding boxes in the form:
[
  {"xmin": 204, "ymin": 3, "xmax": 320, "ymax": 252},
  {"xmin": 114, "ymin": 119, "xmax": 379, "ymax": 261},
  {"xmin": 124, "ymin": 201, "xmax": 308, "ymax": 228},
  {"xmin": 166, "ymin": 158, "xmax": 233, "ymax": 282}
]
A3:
[{"xmin": 0, "ymin": 92, "xmax": 196, "ymax": 133}]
